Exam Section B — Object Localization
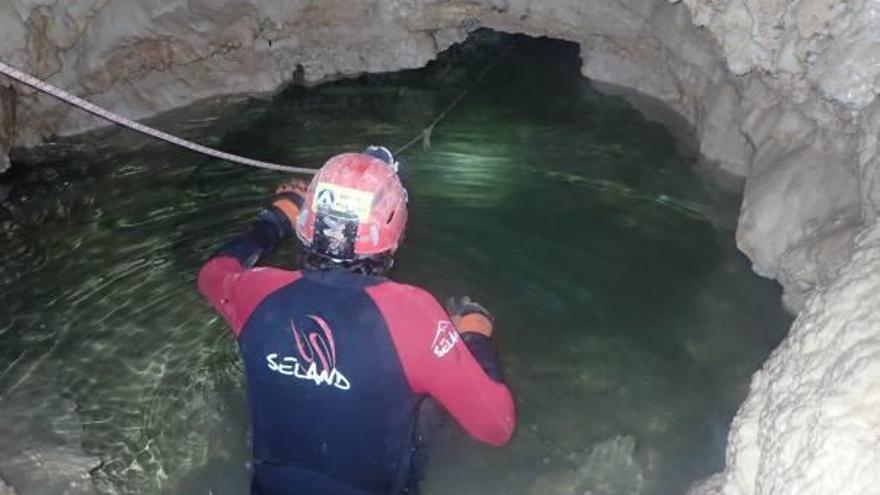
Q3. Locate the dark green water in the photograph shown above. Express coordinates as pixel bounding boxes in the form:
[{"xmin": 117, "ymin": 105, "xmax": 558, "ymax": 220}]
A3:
[{"xmin": 0, "ymin": 33, "xmax": 790, "ymax": 495}]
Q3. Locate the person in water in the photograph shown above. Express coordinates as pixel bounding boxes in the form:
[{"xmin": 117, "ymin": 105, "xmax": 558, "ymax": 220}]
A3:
[{"xmin": 198, "ymin": 146, "xmax": 516, "ymax": 495}]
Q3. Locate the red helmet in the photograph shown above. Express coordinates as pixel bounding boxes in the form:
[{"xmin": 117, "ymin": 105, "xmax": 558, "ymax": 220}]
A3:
[{"xmin": 295, "ymin": 148, "xmax": 408, "ymax": 259}]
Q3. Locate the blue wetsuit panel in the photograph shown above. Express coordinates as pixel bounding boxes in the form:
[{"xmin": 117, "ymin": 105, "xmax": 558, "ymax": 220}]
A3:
[{"xmin": 237, "ymin": 270, "xmax": 418, "ymax": 495}]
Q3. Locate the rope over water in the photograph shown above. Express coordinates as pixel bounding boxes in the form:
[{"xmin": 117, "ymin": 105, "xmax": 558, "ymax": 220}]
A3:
[
  {"xmin": 1, "ymin": 57, "xmax": 499, "ymax": 173},
  {"xmin": 394, "ymin": 54, "xmax": 503, "ymax": 156},
  {"xmin": 0, "ymin": 61, "xmax": 318, "ymax": 175}
]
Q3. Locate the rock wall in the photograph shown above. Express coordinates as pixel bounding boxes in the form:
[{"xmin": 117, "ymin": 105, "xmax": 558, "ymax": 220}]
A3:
[
  {"xmin": 673, "ymin": 0, "xmax": 879, "ymax": 311},
  {"xmin": 0, "ymin": 85, "xmax": 14, "ymax": 173},
  {"xmin": 689, "ymin": 222, "xmax": 880, "ymax": 495},
  {"xmin": 673, "ymin": 2, "xmax": 880, "ymax": 494},
  {"xmin": 0, "ymin": 478, "xmax": 18, "ymax": 495},
  {"xmin": 1, "ymin": 0, "xmax": 873, "ymax": 310},
  {"xmin": 2, "ymin": 1, "xmax": 880, "ymax": 495},
  {"xmin": 0, "ymin": 0, "xmax": 761, "ymax": 284},
  {"xmin": 0, "ymin": 0, "xmax": 442, "ymax": 146},
  {"xmin": 0, "ymin": 0, "xmax": 741, "ymax": 160}
]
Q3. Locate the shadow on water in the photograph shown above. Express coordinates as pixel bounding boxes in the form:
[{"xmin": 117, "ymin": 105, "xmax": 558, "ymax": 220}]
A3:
[{"xmin": 0, "ymin": 30, "xmax": 790, "ymax": 495}]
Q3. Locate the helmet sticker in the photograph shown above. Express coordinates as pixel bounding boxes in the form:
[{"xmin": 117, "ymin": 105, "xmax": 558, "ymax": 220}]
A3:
[{"xmin": 313, "ymin": 182, "xmax": 374, "ymax": 222}]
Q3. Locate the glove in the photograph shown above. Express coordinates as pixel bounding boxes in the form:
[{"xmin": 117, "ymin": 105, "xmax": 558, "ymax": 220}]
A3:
[
  {"xmin": 272, "ymin": 177, "xmax": 309, "ymax": 229},
  {"xmin": 446, "ymin": 296, "xmax": 494, "ymax": 338}
]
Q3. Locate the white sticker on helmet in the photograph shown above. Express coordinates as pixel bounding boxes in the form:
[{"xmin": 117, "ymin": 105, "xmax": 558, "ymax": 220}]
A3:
[{"xmin": 313, "ymin": 183, "xmax": 374, "ymax": 222}]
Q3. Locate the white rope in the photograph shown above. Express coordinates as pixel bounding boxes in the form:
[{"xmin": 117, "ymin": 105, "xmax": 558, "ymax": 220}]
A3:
[
  {"xmin": 394, "ymin": 52, "xmax": 504, "ymax": 156},
  {"xmin": 0, "ymin": 61, "xmax": 317, "ymax": 175}
]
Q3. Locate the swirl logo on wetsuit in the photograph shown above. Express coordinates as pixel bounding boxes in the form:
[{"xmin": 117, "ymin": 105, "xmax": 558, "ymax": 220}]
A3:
[{"xmin": 265, "ymin": 315, "xmax": 352, "ymax": 391}]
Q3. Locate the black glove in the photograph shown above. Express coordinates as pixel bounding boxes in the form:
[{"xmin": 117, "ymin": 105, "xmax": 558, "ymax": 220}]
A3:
[
  {"xmin": 446, "ymin": 296, "xmax": 494, "ymax": 338},
  {"xmin": 445, "ymin": 295, "xmax": 493, "ymax": 321},
  {"xmin": 264, "ymin": 178, "xmax": 309, "ymax": 234},
  {"xmin": 446, "ymin": 296, "xmax": 504, "ymax": 382}
]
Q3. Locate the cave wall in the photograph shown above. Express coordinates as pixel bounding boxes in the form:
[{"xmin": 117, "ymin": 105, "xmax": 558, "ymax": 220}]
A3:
[
  {"xmin": 676, "ymin": 3, "xmax": 880, "ymax": 494},
  {"xmin": 1, "ymin": 1, "xmax": 880, "ymax": 494},
  {"xmin": 0, "ymin": 0, "xmax": 743, "ymax": 163},
  {"xmin": 674, "ymin": 0, "xmax": 879, "ymax": 311},
  {"xmin": 690, "ymin": 222, "xmax": 880, "ymax": 495},
  {"xmin": 0, "ymin": 85, "xmax": 14, "ymax": 174},
  {"xmin": 1, "ymin": 0, "xmax": 872, "ymax": 311}
]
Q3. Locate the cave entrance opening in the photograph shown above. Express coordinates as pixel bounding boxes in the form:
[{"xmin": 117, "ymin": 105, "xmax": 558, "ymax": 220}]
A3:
[{"xmin": 0, "ymin": 30, "xmax": 791, "ymax": 495}]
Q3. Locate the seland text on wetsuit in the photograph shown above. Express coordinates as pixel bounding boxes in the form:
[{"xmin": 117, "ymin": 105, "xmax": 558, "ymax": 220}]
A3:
[{"xmin": 198, "ymin": 207, "xmax": 516, "ymax": 495}]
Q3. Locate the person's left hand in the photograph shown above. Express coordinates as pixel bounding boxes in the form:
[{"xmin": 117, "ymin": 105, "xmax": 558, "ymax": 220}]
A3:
[{"xmin": 446, "ymin": 296, "xmax": 494, "ymax": 338}]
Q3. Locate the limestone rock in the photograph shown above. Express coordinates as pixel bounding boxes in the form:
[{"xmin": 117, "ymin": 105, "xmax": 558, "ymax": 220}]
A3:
[
  {"xmin": 697, "ymin": 81, "xmax": 751, "ymax": 176},
  {"xmin": 859, "ymin": 99, "xmax": 880, "ymax": 221},
  {"xmin": 667, "ymin": 0, "xmax": 879, "ymax": 308},
  {"xmin": 736, "ymin": 132, "xmax": 860, "ymax": 284},
  {"xmin": 676, "ymin": 0, "xmax": 880, "ymax": 111},
  {"xmin": 0, "ymin": 85, "xmax": 14, "ymax": 173},
  {"xmin": 1, "ymin": 0, "xmax": 443, "ymax": 146},
  {"xmin": 690, "ymin": 221, "xmax": 880, "ymax": 495},
  {"xmin": 0, "ymin": 0, "xmax": 737, "ymax": 170},
  {"xmin": 0, "ymin": 478, "xmax": 17, "ymax": 495},
  {"xmin": 0, "ymin": 384, "xmax": 101, "ymax": 495},
  {"xmin": 530, "ymin": 436, "xmax": 645, "ymax": 495}
]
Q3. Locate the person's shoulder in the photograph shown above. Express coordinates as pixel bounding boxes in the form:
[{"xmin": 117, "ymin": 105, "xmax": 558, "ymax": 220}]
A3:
[
  {"xmin": 381, "ymin": 279, "xmax": 434, "ymax": 299},
  {"xmin": 374, "ymin": 280, "xmax": 437, "ymax": 302},
  {"xmin": 237, "ymin": 266, "xmax": 303, "ymax": 287},
  {"xmin": 243, "ymin": 265, "xmax": 302, "ymax": 277}
]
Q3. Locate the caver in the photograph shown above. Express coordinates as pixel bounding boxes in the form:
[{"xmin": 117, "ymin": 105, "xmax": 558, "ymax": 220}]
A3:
[{"xmin": 198, "ymin": 146, "xmax": 516, "ymax": 495}]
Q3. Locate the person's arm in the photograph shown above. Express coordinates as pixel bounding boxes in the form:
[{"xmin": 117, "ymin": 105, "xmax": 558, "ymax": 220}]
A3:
[
  {"xmin": 197, "ymin": 182, "xmax": 306, "ymax": 336},
  {"xmin": 367, "ymin": 284, "xmax": 516, "ymax": 446},
  {"xmin": 446, "ymin": 296, "xmax": 505, "ymax": 382}
]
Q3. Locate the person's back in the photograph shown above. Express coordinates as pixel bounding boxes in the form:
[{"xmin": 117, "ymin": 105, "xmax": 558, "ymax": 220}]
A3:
[{"xmin": 199, "ymin": 147, "xmax": 515, "ymax": 494}]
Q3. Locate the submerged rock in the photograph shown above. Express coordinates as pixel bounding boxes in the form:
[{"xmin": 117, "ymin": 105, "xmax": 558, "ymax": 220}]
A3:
[
  {"xmin": 0, "ymin": 384, "xmax": 101, "ymax": 495},
  {"xmin": 578, "ymin": 436, "xmax": 644, "ymax": 495},
  {"xmin": 0, "ymin": 478, "xmax": 17, "ymax": 495},
  {"xmin": 531, "ymin": 436, "xmax": 645, "ymax": 495}
]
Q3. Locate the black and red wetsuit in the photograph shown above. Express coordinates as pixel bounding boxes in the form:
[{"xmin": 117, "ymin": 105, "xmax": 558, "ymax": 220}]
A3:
[{"xmin": 198, "ymin": 208, "xmax": 516, "ymax": 495}]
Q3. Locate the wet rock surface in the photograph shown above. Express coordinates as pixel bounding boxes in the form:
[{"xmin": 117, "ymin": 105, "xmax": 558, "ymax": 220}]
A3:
[
  {"xmin": 689, "ymin": 222, "xmax": 880, "ymax": 495},
  {"xmin": 669, "ymin": 0, "xmax": 878, "ymax": 313},
  {"xmin": 0, "ymin": 85, "xmax": 14, "ymax": 174}
]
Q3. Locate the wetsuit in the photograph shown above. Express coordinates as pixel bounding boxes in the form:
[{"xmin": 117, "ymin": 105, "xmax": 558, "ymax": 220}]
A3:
[{"xmin": 198, "ymin": 207, "xmax": 516, "ymax": 495}]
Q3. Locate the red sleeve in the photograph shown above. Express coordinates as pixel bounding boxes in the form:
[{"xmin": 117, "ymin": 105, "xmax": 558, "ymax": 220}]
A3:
[
  {"xmin": 197, "ymin": 256, "xmax": 302, "ymax": 338},
  {"xmin": 366, "ymin": 282, "xmax": 516, "ymax": 446}
]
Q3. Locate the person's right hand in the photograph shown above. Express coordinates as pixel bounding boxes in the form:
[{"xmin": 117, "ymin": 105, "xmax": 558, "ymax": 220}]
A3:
[
  {"xmin": 272, "ymin": 177, "xmax": 309, "ymax": 228},
  {"xmin": 446, "ymin": 296, "xmax": 494, "ymax": 338},
  {"xmin": 275, "ymin": 177, "xmax": 309, "ymax": 197}
]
